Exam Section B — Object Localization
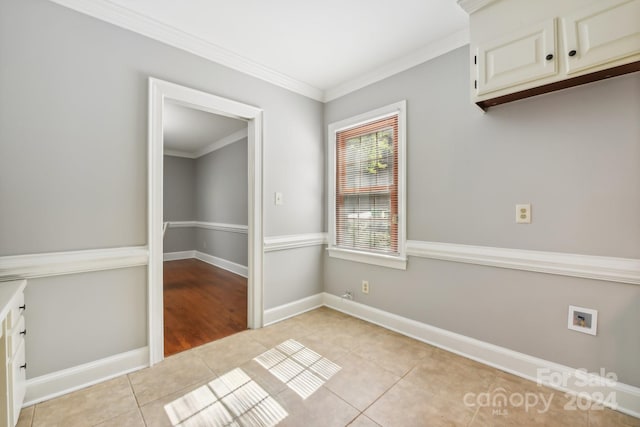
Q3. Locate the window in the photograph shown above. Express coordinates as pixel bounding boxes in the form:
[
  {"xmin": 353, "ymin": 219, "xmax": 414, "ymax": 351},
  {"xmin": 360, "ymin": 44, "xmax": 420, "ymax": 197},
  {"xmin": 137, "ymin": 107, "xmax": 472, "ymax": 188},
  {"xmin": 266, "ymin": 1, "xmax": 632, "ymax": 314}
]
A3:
[{"xmin": 328, "ymin": 101, "xmax": 406, "ymax": 270}]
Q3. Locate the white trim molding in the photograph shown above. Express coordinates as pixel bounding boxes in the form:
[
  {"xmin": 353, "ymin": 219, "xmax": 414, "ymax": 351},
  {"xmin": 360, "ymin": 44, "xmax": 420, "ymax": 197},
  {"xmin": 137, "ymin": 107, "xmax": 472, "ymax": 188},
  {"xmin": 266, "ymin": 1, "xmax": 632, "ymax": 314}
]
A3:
[
  {"xmin": 0, "ymin": 247, "xmax": 148, "ymax": 279},
  {"xmin": 406, "ymin": 241, "xmax": 640, "ymax": 285},
  {"xmin": 263, "ymin": 233, "xmax": 327, "ymax": 252},
  {"xmin": 48, "ymin": 0, "xmax": 323, "ymax": 101},
  {"xmin": 148, "ymin": 77, "xmax": 264, "ymax": 367},
  {"xmin": 163, "ymin": 251, "xmax": 248, "ymax": 277},
  {"xmin": 163, "ymin": 251, "xmax": 195, "ymax": 262},
  {"xmin": 164, "ymin": 128, "xmax": 248, "ymax": 159},
  {"xmin": 324, "ymin": 29, "xmax": 469, "ymax": 102},
  {"xmin": 194, "ymin": 251, "xmax": 248, "ymax": 278},
  {"xmin": 457, "ymin": 0, "xmax": 500, "ymax": 14},
  {"xmin": 263, "ymin": 293, "xmax": 324, "ymax": 326},
  {"xmin": 167, "ymin": 221, "xmax": 248, "ymax": 234},
  {"xmin": 24, "ymin": 347, "xmax": 149, "ymax": 406},
  {"xmin": 328, "ymin": 247, "xmax": 407, "ymax": 270},
  {"xmin": 322, "ymin": 293, "xmax": 640, "ymax": 418},
  {"xmin": 195, "ymin": 128, "xmax": 248, "ymax": 158},
  {"xmin": 47, "ymin": 0, "xmax": 469, "ymax": 103},
  {"xmin": 163, "ymin": 149, "xmax": 193, "ymax": 159}
]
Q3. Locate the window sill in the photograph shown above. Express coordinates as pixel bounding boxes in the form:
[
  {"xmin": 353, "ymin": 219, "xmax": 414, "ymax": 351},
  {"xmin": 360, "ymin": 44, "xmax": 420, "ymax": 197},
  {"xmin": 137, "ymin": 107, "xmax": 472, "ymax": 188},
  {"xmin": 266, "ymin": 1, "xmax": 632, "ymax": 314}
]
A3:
[{"xmin": 327, "ymin": 247, "xmax": 407, "ymax": 270}]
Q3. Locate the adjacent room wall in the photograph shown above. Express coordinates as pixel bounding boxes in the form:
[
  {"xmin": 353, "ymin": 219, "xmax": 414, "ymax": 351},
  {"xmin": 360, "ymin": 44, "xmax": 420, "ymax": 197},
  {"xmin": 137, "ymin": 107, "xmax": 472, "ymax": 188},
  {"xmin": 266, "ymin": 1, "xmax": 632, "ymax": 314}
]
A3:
[
  {"xmin": 195, "ymin": 138, "xmax": 248, "ymax": 266},
  {"xmin": 163, "ymin": 139, "xmax": 249, "ymax": 266},
  {"xmin": 0, "ymin": 0, "xmax": 324, "ymax": 378},
  {"xmin": 163, "ymin": 155, "xmax": 196, "ymax": 253},
  {"xmin": 324, "ymin": 46, "xmax": 640, "ymax": 386}
]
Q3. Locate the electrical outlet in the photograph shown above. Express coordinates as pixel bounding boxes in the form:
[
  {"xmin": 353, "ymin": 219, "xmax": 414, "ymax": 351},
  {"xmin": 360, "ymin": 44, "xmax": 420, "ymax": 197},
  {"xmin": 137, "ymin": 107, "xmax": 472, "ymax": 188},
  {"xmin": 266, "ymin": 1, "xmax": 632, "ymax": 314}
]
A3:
[
  {"xmin": 516, "ymin": 204, "xmax": 531, "ymax": 224},
  {"xmin": 361, "ymin": 280, "xmax": 369, "ymax": 294}
]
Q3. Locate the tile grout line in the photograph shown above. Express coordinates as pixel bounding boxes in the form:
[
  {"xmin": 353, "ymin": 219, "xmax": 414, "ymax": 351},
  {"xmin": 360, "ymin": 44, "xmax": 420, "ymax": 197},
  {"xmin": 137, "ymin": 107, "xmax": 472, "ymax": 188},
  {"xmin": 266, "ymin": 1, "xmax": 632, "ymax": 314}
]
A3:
[
  {"xmin": 28, "ymin": 404, "xmax": 36, "ymax": 427},
  {"xmin": 466, "ymin": 372, "xmax": 500, "ymax": 427},
  {"xmin": 125, "ymin": 373, "xmax": 149, "ymax": 427}
]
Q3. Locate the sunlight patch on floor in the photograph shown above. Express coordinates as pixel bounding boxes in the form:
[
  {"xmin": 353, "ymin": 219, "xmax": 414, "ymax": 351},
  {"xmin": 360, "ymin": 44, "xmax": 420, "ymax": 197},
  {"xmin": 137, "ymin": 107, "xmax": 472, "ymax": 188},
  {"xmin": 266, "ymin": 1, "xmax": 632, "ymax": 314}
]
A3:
[
  {"xmin": 164, "ymin": 368, "xmax": 288, "ymax": 426},
  {"xmin": 254, "ymin": 339, "xmax": 341, "ymax": 399}
]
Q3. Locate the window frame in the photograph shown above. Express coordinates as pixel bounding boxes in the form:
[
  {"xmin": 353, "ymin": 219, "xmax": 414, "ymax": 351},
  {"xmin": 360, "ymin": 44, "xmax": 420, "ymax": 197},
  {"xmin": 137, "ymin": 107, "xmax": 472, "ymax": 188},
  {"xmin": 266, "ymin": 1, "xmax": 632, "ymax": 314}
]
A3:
[{"xmin": 328, "ymin": 100, "xmax": 407, "ymax": 270}]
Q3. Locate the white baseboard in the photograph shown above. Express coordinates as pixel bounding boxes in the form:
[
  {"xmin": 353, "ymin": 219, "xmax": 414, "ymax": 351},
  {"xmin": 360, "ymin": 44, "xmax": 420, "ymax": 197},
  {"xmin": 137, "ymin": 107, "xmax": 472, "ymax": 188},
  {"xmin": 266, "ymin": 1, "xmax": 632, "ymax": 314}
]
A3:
[
  {"xmin": 163, "ymin": 250, "xmax": 195, "ymax": 261},
  {"xmin": 24, "ymin": 347, "xmax": 149, "ymax": 406},
  {"xmin": 322, "ymin": 293, "xmax": 640, "ymax": 419},
  {"xmin": 195, "ymin": 251, "xmax": 248, "ymax": 278},
  {"xmin": 163, "ymin": 251, "xmax": 248, "ymax": 277},
  {"xmin": 263, "ymin": 293, "xmax": 324, "ymax": 326}
]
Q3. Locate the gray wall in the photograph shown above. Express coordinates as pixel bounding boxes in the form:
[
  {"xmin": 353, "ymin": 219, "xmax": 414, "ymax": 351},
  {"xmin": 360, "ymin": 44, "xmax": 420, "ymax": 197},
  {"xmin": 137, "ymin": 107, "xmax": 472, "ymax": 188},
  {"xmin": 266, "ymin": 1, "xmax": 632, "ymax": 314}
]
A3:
[
  {"xmin": 163, "ymin": 155, "xmax": 196, "ymax": 253},
  {"xmin": 324, "ymin": 46, "xmax": 640, "ymax": 386},
  {"xmin": 195, "ymin": 138, "xmax": 248, "ymax": 225},
  {"xmin": 163, "ymin": 140, "xmax": 249, "ymax": 265},
  {"xmin": 25, "ymin": 267, "xmax": 147, "ymax": 377},
  {"xmin": 0, "ymin": 0, "xmax": 324, "ymax": 377},
  {"xmin": 195, "ymin": 139, "xmax": 248, "ymax": 265},
  {"xmin": 163, "ymin": 155, "xmax": 196, "ymax": 221}
]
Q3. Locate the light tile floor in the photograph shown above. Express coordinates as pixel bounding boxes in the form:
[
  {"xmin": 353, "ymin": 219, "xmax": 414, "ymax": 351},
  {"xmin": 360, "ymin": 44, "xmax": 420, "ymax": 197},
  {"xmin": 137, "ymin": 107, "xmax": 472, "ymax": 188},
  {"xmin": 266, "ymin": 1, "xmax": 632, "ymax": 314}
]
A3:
[{"xmin": 18, "ymin": 307, "xmax": 640, "ymax": 427}]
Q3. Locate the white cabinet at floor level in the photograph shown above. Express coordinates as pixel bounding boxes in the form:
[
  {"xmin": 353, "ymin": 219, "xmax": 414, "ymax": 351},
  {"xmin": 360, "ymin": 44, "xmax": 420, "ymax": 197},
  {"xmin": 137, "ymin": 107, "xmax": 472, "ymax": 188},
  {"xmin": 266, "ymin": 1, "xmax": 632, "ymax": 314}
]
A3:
[
  {"xmin": 461, "ymin": 0, "xmax": 640, "ymax": 109},
  {"xmin": 8, "ymin": 341, "xmax": 25, "ymax": 425},
  {"xmin": 0, "ymin": 279, "xmax": 27, "ymax": 427}
]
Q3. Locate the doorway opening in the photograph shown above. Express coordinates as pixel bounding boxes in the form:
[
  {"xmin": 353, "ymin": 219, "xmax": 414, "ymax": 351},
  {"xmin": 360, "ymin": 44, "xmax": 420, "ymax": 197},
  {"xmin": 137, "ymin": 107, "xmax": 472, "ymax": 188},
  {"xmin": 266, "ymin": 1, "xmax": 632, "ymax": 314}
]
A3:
[
  {"xmin": 162, "ymin": 101, "xmax": 249, "ymax": 356},
  {"xmin": 148, "ymin": 78, "xmax": 264, "ymax": 366}
]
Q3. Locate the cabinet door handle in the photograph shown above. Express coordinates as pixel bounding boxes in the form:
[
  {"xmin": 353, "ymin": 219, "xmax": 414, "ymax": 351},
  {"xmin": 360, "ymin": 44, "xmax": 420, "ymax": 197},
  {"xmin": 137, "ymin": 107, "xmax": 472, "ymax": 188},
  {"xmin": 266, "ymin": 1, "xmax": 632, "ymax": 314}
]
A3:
[
  {"xmin": 568, "ymin": 50, "xmax": 577, "ymax": 57},
  {"xmin": 20, "ymin": 329, "xmax": 26, "ymax": 336},
  {"xmin": 20, "ymin": 363, "xmax": 26, "ymax": 370},
  {"xmin": 19, "ymin": 304, "xmax": 26, "ymax": 311},
  {"xmin": 545, "ymin": 54, "xmax": 554, "ymax": 61}
]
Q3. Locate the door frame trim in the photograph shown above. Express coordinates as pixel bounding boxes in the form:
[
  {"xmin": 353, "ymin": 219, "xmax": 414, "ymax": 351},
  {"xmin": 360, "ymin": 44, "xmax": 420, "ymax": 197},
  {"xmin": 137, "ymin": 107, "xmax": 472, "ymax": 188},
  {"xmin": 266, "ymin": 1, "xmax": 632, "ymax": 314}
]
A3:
[{"xmin": 147, "ymin": 77, "xmax": 264, "ymax": 365}]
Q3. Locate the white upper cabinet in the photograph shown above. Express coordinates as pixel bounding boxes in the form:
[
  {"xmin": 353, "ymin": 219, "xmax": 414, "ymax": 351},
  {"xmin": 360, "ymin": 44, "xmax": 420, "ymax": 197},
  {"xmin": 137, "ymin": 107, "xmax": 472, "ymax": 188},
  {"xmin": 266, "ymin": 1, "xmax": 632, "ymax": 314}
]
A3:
[
  {"xmin": 477, "ymin": 18, "xmax": 557, "ymax": 95},
  {"xmin": 460, "ymin": 0, "xmax": 640, "ymax": 109},
  {"xmin": 563, "ymin": 0, "xmax": 640, "ymax": 74}
]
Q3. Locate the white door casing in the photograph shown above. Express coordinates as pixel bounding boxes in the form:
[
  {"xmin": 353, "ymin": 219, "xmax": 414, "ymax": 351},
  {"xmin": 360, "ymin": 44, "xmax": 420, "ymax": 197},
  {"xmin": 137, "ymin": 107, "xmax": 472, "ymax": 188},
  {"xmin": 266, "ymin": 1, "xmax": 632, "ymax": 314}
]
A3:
[{"xmin": 147, "ymin": 77, "xmax": 264, "ymax": 365}]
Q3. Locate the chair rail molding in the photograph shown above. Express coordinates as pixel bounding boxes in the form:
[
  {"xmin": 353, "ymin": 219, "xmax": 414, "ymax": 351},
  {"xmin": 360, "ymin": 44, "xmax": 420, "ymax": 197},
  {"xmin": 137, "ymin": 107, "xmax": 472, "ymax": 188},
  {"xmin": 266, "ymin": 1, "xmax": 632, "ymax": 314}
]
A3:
[
  {"xmin": 263, "ymin": 233, "xmax": 328, "ymax": 252},
  {"xmin": 406, "ymin": 240, "xmax": 640, "ymax": 285},
  {"xmin": 0, "ymin": 247, "xmax": 148, "ymax": 279},
  {"xmin": 167, "ymin": 221, "xmax": 248, "ymax": 234}
]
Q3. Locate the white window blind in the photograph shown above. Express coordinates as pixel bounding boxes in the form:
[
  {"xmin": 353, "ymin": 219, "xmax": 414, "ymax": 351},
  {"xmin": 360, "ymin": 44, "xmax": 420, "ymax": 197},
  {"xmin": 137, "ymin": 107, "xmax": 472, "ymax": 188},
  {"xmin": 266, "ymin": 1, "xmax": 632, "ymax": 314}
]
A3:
[{"xmin": 335, "ymin": 114, "xmax": 399, "ymax": 255}]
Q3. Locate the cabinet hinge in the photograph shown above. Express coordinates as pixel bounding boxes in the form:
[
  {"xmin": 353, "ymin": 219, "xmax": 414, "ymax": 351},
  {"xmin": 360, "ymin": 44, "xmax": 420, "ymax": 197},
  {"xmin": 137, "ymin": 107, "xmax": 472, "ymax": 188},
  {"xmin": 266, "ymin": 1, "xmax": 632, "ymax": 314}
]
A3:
[
  {"xmin": 474, "ymin": 55, "xmax": 477, "ymax": 65},
  {"xmin": 474, "ymin": 80, "xmax": 477, "ymax": 89}
]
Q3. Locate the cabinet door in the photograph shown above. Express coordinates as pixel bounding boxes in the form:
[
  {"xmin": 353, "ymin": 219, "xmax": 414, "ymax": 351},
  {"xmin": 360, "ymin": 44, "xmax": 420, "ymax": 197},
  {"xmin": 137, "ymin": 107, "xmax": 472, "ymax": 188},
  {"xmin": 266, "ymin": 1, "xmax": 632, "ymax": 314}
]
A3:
[
  {"xmin": 8, "ymin": 341, "xmax": 26, "ymax": 427},
  {"xmin": 476, "ymin": 18, "xmax": 558, "ymax": 96},
  {"xmin": 563, "ymin": 0, "xmax": 640, "ymax": 74}
]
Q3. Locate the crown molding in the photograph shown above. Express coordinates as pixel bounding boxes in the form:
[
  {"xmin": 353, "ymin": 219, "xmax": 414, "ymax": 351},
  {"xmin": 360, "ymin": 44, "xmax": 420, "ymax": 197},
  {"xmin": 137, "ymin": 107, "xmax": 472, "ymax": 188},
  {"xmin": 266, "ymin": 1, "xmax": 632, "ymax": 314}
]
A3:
[
  {"xmin": 324, "ymin": 28, "xmax": 470, "ymax": 102},
  {"xmin": 163, "ymin": 149, "xmax": 195, "ymax": 159},
  {"xmin": 164, "ymin": 128, "xmax": 247, "ymax": 159},
  {"xmin": 457, "ymin": 0, "xmax": 501, "ymax": 14},
  {"xmin": 195, "ymin": 128, "xmax": 248, "ymax": 158},
  {"xmin": 48, "ymin": 0, "xmax": 324, "ymax": 101},
  {"xmin": 49, "ymin": 0, "xmax": 472, "ymax": 103}
]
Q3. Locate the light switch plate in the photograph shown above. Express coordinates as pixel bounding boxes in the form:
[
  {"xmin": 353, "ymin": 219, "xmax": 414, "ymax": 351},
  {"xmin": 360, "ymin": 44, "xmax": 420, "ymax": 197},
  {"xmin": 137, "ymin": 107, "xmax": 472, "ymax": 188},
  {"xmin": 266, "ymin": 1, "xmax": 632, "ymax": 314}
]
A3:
[
  {"xmin": 275, "ymin": 192, "xmax": 284, "ymax": 205},
  {"xmin": 516, "ymin": 204, "xmax": 531, "ymax": 224}
]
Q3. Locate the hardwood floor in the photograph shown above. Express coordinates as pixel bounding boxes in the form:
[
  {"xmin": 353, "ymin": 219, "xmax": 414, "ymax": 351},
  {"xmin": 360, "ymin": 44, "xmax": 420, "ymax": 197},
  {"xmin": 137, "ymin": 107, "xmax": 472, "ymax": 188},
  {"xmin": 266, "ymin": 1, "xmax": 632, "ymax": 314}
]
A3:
[{"xmin": 163, "ymin": 259, "xmax": 247, "ymax": 357}]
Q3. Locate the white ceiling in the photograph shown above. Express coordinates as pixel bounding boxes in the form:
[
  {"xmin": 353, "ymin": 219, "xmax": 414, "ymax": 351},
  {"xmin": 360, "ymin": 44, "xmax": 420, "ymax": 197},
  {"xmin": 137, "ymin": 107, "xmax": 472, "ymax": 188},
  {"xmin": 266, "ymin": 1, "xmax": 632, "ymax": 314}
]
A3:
[
  {"xmin": 163, "ymin": 101, "xmax": 246, "ymax": 157},
  {"xmin": 51, "ymin": 0, "xmax": 470, "ymax": 101}
]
